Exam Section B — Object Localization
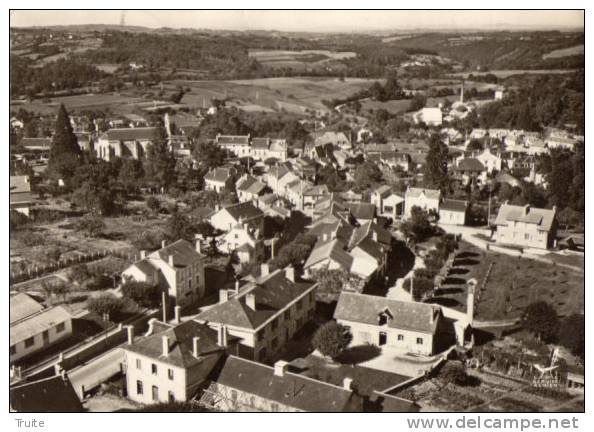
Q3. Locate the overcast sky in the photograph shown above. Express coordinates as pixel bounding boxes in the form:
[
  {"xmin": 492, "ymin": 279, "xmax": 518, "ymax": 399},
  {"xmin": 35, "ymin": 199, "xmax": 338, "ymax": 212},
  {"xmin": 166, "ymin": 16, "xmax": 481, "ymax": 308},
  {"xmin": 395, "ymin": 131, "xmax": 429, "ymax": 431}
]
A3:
[{"xmin": 10, "ymin": 10, "xmax": 584, "ymax": 32}]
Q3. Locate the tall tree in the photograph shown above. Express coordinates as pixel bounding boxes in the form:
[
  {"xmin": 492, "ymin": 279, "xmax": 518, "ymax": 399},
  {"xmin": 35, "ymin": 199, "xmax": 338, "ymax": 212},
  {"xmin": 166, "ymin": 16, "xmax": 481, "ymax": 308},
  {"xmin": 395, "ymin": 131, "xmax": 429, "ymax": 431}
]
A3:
[
  {"xmin": 144, "ymin": 122, "xmax": 176, "ymax": 191},
  {"xmin": 47, "ymin": 104, "xmax": 81, "ymax": 186},
  {"xmin": 423, "ymin": 134, "xmax": 449, "ymax": 191}
]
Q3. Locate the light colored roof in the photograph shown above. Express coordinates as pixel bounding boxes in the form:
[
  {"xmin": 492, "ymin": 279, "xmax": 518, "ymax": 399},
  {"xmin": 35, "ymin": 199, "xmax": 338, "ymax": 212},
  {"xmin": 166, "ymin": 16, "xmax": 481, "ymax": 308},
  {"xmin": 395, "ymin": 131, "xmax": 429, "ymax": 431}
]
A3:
[
  {"xmin": 10, "ymin": 176, "xmax": 31, "ymax": 194},
  {"xmin": 152, "ymin": 239, "xmax": 203, "ymax": 269},
  {"xmin": 205, "ymin": 167, "xmax": 232, "ymax": 183},
  {"xmin": 10, "ymin": 306, "xmax": 71, "ymax": 345},
  {"xmin": 216, "ymin": 135, "xmax": 250, "ymax": 145},
  {"xmin": 494, "ymin": 204, "xmax": 556, "ymax": 232},
  {"xmin": 304, "ymin": 238, "xmax": 354, "ymax": 271},
  {"xmin": 334, "ymin": 292, "xmax": 440, "ymax": 334},
  {"xmin": 405, "ymin": 187, "xmax": 441, "ymax": 200},
  {"xmin": 440, "ymin": 199, "xmax": 468, "ymax": 213},
  {"xmin": 10, "ymin": 293, "xmax": 44, "ymax": 325}
]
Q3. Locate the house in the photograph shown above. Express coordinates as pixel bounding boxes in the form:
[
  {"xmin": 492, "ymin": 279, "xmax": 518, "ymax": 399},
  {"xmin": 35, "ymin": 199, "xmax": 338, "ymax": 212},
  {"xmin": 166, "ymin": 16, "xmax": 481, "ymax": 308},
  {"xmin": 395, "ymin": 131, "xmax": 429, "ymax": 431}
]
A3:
[
  {"xmin": 334, "ymin": 292, "xmax": 445, "ymax": 356},
  {"xmin": 10, "ymin": 301, "xmax": 72, "ymax": 363},
  {"xmin": 250, "ymin": 137, "xmax": 288, "ymax": 162},
  {"xmin": 196, "ymin": 266, "xmax": 317, "ymax": 362},
  {"xmin": 235, "ymin": 174, "xmax": 267, "ymax": 203},
  {"xmin": 371, "ymin": 185, "xmax": 405, "ymax": 220},
  {"xmin": 404, "ymin": 187, "xmax": 441, "ymax": 218},
  {"xmin": 494, "ymin": 203, "xmax": 557, "ymax": 250},
  {"xmin": 454, "ymin": 158, "xmax": 487, "ymax": 185},
  {"xmin": 439, "ymin": 199, "xmax": 468, "ymax": 226},
  {"xmin": 10, "ymin": 175, "xmax": 34, "ymax": 216},
  {"xmin": 215, "ymin": 134, "xmax": 251, "ymax": 158},
  {"xmin": 209, "ymin": 201, "xmax": 264, "ymax": 233},
  {"xmin": 220, "ymin": 224, "xmax": 264, "ymax": 264},
  {"xmin": 124, "ymin": 113, "xmax": 149, "ymax": 128},
  {"xmin": 20, "ymin": 137, "xmax": 51, "ymax": 152},
  {"xmin": 95, "ymin": 127, "xmax": 156, "ymax": 161},
  {"xmin": 414, "ymin": 107, "xmax": 442, "ymax": 126},
  {"xmin": 121, "ymin": 239, "xmax": 206, "ymax": 307},
  {"xmin": 10, "ymin": 373, "xmax": 83, "ymax": 412},
  {"xmin": 123, "ymin": 320, "xmax": 230, "ymax": 404},
  {"xmin": 344, "ymin": 202, "xmax": 376, "ymax": 225},
  {"xmin": 200, "ymin": 356, "xmax": 363, "ymax": 412},
  {"xmin": 264, "ymin": 165, "xmax": 293, "ymax": 196},
  {"xmin": 204, "ymin": 167, "xmax": 234, "ymax": 193},
  {"xmin": 314, "ymin": 131, "xmax": 351, "ymax": 150},
  {"xmin": 474, "ymin": 148, "xmax": 502, "ymax": 174}
]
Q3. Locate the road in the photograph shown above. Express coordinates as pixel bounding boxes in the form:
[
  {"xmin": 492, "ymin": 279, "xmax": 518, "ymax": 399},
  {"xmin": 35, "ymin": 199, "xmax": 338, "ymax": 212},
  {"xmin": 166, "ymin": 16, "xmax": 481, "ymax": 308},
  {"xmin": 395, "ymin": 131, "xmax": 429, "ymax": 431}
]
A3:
[{"xmin": 69, "ymin": 348, "xmax": 124, "ymax": 399}]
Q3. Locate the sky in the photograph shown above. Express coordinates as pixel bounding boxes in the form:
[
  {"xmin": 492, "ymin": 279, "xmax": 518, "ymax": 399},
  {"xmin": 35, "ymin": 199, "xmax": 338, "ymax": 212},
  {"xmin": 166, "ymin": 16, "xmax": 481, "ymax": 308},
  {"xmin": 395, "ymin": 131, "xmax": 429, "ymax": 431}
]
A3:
[{"xmin": 10, "ymin": 10, "xmax": 584, "ymax": 32}]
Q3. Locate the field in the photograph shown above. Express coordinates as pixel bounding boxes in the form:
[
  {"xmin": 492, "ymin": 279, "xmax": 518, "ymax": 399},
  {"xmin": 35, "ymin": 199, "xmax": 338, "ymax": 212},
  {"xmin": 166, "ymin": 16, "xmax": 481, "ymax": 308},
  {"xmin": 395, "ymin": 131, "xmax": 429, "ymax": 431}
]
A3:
[
  {"xmin": 248, "ymin": 49, "xmax": 356, "ymax": 70},
  {"xmin": 10, "ymin": 93, "xmax": 147, "ymax": 116},
  {"xmin": 450, "ymin": 69, "xmax": 582, "ymax": 79},
  {"xmin": 543, "ymin": 44, "xmax": 584, "ymax": 59},
  {"xmin": 430, "ymin": 242, "xmax": 584, "ymax": 321}
]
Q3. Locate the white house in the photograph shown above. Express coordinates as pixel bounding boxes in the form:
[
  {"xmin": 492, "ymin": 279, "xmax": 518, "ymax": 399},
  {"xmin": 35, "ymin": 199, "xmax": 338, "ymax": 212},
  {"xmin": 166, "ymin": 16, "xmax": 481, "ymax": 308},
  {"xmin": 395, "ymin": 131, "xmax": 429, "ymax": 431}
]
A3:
[
  {"xmin": 439, "ymin": 199, "xmax": 468, "ymax": 226},
  {"xmin": 404, "ymin": 187, "xmax": 441, "ymax": 218},
  {"xmin": 215, "ymin": 134, "xmax": 251, "ymax": 157},
  {"xmin": 204, "ymin": 168, "xmax": 234, "ymax": 193},
  {"xmin": 209, "ymin": 201, "xmax": 264, "ymax": 233},
  {"xmin": 220, "ymin": 224, "xmax": 264, "ymax": 264},
  {"xmin": 95, "ymin": 127, "xmax": 156, "ymax": 161},
  {"xmin": 494, "ymin": 203, "xmax": 557, "ymax": 250},
  {"xmin": 235, "ymin": 175, "xmax": 267, "ymax": 203},
  {"xmin": 371, "ymin": 185, "xmax": 405, "ymax": 220},
  {"xmin": 413, "ymin": 108, "xmax": 442, "ymax": 126},
  {"xmin": 474, "ymin": 148, "xmax": 502, "ymax": 174},
  {"xmin": 121, "ymin": 239, "xmax": 206, "ymax": 307}
]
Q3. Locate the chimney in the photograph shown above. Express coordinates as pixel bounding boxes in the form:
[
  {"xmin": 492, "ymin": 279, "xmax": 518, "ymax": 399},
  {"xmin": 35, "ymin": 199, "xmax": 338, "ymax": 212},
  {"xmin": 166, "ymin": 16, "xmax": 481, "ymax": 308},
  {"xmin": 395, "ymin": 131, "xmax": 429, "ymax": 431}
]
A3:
[
  {"xmin": 161, "ymin": 240, "xmax": 167, "ymax": 249},
  {"xmin": 168, "ymin": 255, "xmax": 174, "ymax": 267},
  {"xmin": 162, "ymin": 335, "xmax": 169, "ymax": 357},
  {"xmin": 466, "ymin": 279, "xmax": 477, "ymax": 323},
  {"xmin": 285, "ymin": 266, "xmax": 295, "ymax": 282},
  {"xmin": 140, "ymin": 250, "xmax": 147, "ymax": 259},
  {"xmin": 243, "ymin": 222, "xmax": 249, "ymax": 232},
  {"xmin": 215, "ymin": 203, "xmax": 220, "ymax": 212},
  {"xmin": 372, "ymin": 231, "xmax": 378, "ymax": 242},
  {"xmin": 274, "ymin": 360, "xmax": 289, "ymax": 377},
  {"xmin": 174, "ymin": 306, "xmax": 181, "ymax": 324},
  {"xmin": 524, "ymin": 204, "xmax": 530, "ymax": 215},
  {"xmin": 322, "ymin": 233, "xmax": 328, "ymax": 242},
  {"xmin": 430, "ymin": 308, "xmax": 436, "ymax": 324},
  {"xmin": 223, "ymin": 325, "xmax": 228, "ymax": 347},
  {"xmin": 219, "ymin": 289, "xmax": 229, "ymax": 303},
  {"xmin": 60, "ymin": 369, "xmax": 67, "ymax": 382},
  {"xmin": 195, "ymin": 239, "xmax": 202, "ymax": 254},
  {"xmin": 260, "ymin": 263, "xmax": 269, "ymax": 277},
  {"xmin": 235, "ymin": 280, "xmax": 240, "ymax": 295},
  {"xmin": 246, "ymin": 293, "xmax": 256, "ymax": 311},
  {"xmin": 217, "ymin": 325, "xmax": 228, "ymax": 347},
  {"xmin": 192, "ymin": 337, "xmax": 200, "ymax": 357},
  {"xmin": 343, "ymin": 377, "xmax": 353, "ymax": 391},
  {"xmin": 126, "ymin": 325, "xmax": 135, "ymax": 344}
]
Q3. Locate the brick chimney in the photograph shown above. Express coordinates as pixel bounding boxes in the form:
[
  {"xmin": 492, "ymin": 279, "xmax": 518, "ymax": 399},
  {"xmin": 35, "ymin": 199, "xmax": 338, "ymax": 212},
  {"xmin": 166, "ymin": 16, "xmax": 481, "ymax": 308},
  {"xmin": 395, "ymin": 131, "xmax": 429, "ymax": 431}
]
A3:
[
  {"xmin": 219, "ymin": 289, "xmax": 229, "ymax": 303},
  {"xmin": 246, "ymin": 293, "xmax": 256, "ymax": 311},
  {"xmin": 285, "ymin": 266, "xmax": 295, "ymax": 282},
  {"xmin": 126, "ymin": 325, "xmax": 135, "ymax": 344},
  {"xmin": 192, "ymin": 337, "xmax": 200, "ymax": 358},
  {"xmin": 162, "ymin": 335, "xmax": 169, "ymax": 357},
  {"xmin": 274, "ymin": 360, "xmax": 289, "ymax": 377},
  {"xmin": 260, "ymin": 263, "xmax": 269, "ymax": 277},
  {"xmin": 174, "ymin": 306, "xmax": 181, "ymax": 324},
  {"xmin": 343, "ymin": 377, "xmax": 353, "ymax": 391}
]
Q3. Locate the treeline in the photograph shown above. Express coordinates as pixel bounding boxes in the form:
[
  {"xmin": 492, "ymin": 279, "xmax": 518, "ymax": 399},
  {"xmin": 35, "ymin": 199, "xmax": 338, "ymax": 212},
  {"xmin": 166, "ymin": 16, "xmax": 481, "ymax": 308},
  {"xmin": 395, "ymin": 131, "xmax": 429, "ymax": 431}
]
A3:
[
  {"xmin": 10, "ymin": 56, "xmax": 106, "ymax": 97},
  {"xmin": 477, "ymin": 72, "xmax": 584, "ymax": 133}
]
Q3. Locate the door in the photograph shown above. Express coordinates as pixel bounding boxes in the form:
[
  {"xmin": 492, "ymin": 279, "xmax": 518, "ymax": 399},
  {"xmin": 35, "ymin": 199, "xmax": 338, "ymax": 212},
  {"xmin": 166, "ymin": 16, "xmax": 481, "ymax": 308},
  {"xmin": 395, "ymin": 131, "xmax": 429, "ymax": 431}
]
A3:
[
  {"xmin": 42, "ymin": 330, "xmax": 50, "ymax": 345},
  {"xmin": 379, "ymin": 332, "xmax": 387, "ymax": 346}
]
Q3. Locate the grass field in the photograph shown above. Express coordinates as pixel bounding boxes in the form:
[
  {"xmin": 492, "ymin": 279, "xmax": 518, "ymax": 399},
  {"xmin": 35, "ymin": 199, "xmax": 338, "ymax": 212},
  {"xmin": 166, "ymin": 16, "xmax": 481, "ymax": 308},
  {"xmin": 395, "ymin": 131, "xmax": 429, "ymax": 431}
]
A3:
[
  {"xmin": 450, "ymin": 69, "xmax": 582, "ymax": 79},
  {"xmin": 10, "ymin": 93, "xmax": 146, "ymax": 115},
  {"xmin": 542, "ymin": 44, "xmax": 584, "ymax": 59},
  {"xmin": 248, "ymin": 49, "xmax": 356, "ymax": 70}
]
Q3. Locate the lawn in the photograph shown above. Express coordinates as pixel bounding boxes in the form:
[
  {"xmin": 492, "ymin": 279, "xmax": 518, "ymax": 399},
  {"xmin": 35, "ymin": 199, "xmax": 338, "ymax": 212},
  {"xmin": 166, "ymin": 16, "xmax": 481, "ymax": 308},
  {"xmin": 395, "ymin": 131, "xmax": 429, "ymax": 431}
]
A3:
[
  {"xmin": 429, "ymin": 241, "xmax": 584, "ymax": 321},
  {"xmin": 10, "ymin": 93, "xmax": 146, "ymax": 116}
]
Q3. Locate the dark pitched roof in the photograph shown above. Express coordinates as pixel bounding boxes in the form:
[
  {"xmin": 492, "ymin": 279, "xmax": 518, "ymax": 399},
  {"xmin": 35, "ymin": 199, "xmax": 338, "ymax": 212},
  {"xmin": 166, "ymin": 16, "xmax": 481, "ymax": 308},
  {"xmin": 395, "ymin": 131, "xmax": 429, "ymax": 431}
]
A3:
[
  {"xmin": 153, "ymin": 239, "xmax": 202, "ymax": 269},
  {"xmin": 216, "ymin": 135, "xmax": 250, "ymax": 145},
  {"xmin": 10, "ymin": 375, "xmax": 82, "ymax": 412},
  {"xmin": 214, "ymin": 356, "xmax": 361, "ymax": 412},
  {"xmin": 334, "ymin": 292, "xmax": 440, "ymax": 334},
  {"xmin": 21, "ymin": 137, "xmax": 51, "ymax": 148},
  {"xmin": 124, "ymin": 320, "xmax": 223, "ymax": 368},
  {"xmin": 345, "ymin": 203, "xmax": 375, "ymax": 220},
  {"xmin": 205, "ymin": 167, "xmax": 232, "ymax": 183},
  {"xmin": 456, "ymin": 158, "xmax": 485, "ymax": 172},
  {"xmin": 440, "ymin": 199, "xmax": 468, "ymax": 213},
  {"xmin": 223, "ymin": 201, "xmax": 264, "ymax": 222},
  {"xmin": 197, "ymin": 269, "xmax": 314, "ymax": 330},
  {"xmin": 369, "ymin": 392, "xmax": 420, "ymax": 412},
  {"xmin": 494, "ymin": 204, "xmax": 556, "ymax": 232},
  {"xmin": 251, "ymin": 137, "xmax": 270, "ymax": 149},
  {"xmin": 103, "ymin": 127, "xmax": 156, "ymax": 142}
]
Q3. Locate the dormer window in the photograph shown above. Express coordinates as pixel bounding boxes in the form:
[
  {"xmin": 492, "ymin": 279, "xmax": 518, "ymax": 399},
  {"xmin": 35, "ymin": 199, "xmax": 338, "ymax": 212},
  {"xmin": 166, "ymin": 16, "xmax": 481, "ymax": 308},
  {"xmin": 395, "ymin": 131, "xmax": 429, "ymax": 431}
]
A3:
[{"xmin": 378, "ymin": 309, "xmax": 393, "ymax": 326}]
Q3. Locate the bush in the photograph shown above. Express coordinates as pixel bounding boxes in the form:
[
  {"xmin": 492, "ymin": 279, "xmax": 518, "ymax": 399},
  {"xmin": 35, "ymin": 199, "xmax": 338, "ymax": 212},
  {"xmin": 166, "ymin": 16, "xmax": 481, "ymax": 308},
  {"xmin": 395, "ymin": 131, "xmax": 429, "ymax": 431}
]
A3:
[
  {"xmin": 121, "ymin": 280, "xmax": 163, "ymax": 308},
  {"xmin": 87, "ymin": 293, "xmax": 124, "ymax": 318},
  {"xmin": 312, "ymin": 321, "xmax": 352, "ymax": 359},
  {"xmin": 522, "ymin": 301, "xmax": 559, "ymax": 343},
  {"xmin": 68, "ymin": 264, "xmax": 91, "ymax": 284},
  {"xmin": 440, "ymin": 361, "xmax": 469, "ymax": 387}
]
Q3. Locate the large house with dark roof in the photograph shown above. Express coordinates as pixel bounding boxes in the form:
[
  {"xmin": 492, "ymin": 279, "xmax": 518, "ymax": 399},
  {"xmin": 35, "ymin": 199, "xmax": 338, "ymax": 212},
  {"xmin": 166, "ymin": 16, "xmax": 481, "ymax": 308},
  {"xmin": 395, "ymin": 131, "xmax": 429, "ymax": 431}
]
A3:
[
  {"xmin": 195, "ymin": 266, "xmax": 317, "ymax": 362},
  {"xmin": 235, "ymin": 174, "xmax": 267, "ymax": 203},
  {"xmin": 10, "ymin": 373, "xmax": 82, "ymax": 412},
  {"xmin": 95, "ymin": 127, "xmax": 156, "ymax": 161},
  {"xmin": 200, "ymin": 356, "xmax": 364, "ymax": 412},
  {"xmin": 121, "ymin": 239, "xmax": 206, "ymax": 307},
  {"xmin": 204, "ymin": 167, "xmax": 235, "ymax": 193},
  {"xmin": 209, "ymin": 201, "xmax": 264, "ymax": 233},
  {"xmin": 123, "ymin": 319, "xmax": 232, "ymax": 404},
  {"xmin": 334, "ymin": 292, "xmax": 446, "ymax": 356},
  {"xmin": 494, "ymin": 203, "xmax": 557, "ymax": 249}
]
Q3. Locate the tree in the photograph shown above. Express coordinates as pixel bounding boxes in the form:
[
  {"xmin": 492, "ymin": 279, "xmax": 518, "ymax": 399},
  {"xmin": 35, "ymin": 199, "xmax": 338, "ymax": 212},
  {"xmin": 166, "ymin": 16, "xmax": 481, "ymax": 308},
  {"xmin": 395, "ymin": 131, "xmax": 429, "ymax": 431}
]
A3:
[
  {"xmin": 558, "ymin": 314, "xmax": 584, "ymax": 360},
  {"xmin": 403, "ymin": 276, "xmax": 434, "ymax": 301},
  {"xmin": 192, "ymin": 140, "xmax": 226, "ymax": 169},
  {"xmin": 47, "ymin": 104, "xmax": 82, "ymax": 187},
  {"xmin": 311, "ymin": 268, "xmax": 364, "ymax": 303},
  {"xmin": 68, "ymin": 263, "xmax": 91, "ymax": 285},
  {"xmin": 118, "ymin": 158, "xmax": 144, "ymax": 193},
  {"xmin": 146, "ymin": 196, "xmax": 161, "ymax": 213},
  {"xmin": 424, "ymin": 134, "xmax": 450, "ymax": 191},
  {"xmin": 467, "ymin": 139, "xmax": 484, "ymax": 152},
  {"xmin": 400, "ymin": 206, "xmax": 434, "ymax": 243},
  {"xmin": 144, "ymin": 122, "xmax": 176, "ymax": 191},
  {"xmin": 409, "ymin": 94, "xmax": 427, "ymax": 112},
  {"xmin": 522, "ymin": 301, "xmax": 559, "ymax": 342},
  {"xmin": 312, "ymin": 321, "xmax": 353, "ymax": 359},
  {"xmin": 440, "ymin": 361, "xmax": 468, "ymax": 387},
  {"xmin": 353, "ymin": 161, "xmax": 382, "ymax": 192},
  {"xmin": 77, "ymin": 214, "xmax": 106, "ymax": 237},
  {"xmin": 121, "ymin": 280, "xmax": 163, "ymax": 308},
  {"xmin": 166, "ymin": 211, "xmax": 196, "ymax": 241},
  {"xmin": 87, "ymin": 293, "xmax": 124, "ymax": 318}
]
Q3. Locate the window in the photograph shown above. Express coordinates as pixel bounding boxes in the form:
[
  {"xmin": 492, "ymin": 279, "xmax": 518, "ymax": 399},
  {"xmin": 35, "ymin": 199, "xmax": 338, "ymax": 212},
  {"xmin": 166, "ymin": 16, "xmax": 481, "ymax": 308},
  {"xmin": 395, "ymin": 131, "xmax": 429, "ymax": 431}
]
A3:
[
  {"xmin": 168, "ymin": 369, "xmax": 174, "ymax": 380},
  {"xmin": 10, "ymin": 345, "xmax": 16, "ymax": 356},
  {"xmin": 151, "ymin": 363, "xmax": 158, "ymax": 375},
  {"xmin": 271, "ymin": 338, "xmax": 278, "ymax": 350},
  {"xmin": 296, "ymin": 300, "xmax": 303, "ymax": 311},
  {"xmin": 309, "ymin": 291, "xmax": 315, "ymax": 303},
  {"xmin": 378, "ymin": 313, "xmax": 388, "ymax": 326},
  {"xmin": 284, "ymin": 310, "xmax": 291, "ymax": 321},
  {"xmin": 136, "ymin": 380, "xmax": 143, "ymax": 395},
  {"xmin": 152, "ymin": 385, "xmax": 159, "ymax": 401},
  {"xmin": 257, "ymin": 331, "xmax": 265, "ymax": 342},
  {"xmin": 416, "ymin": 337, "xmax": 423, "ymax": 345},
  {"xmin": 272, "ymin": 318, "xmax": 278, "ymax": 330},
  {"xmin": 24, "ymin": 337, "xmax": 35, "ymax": 348},
  {"xmin": 398, "ymin": 335, "xmax": 404, "ymax": 341},
  {"xmin": 56, "ymin": 322, "xmax": 66, "ymax": 333},
  {"xmin": 168, "ymin": 391, "xmax": 175, "ymax": 403},
  {"xmin": 524, "ymin": 233, "xmax": 530, "ymax": 241},
  {"xmin": 136, "ymin": 359, "xmax": 141, "ymax": 369}
]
